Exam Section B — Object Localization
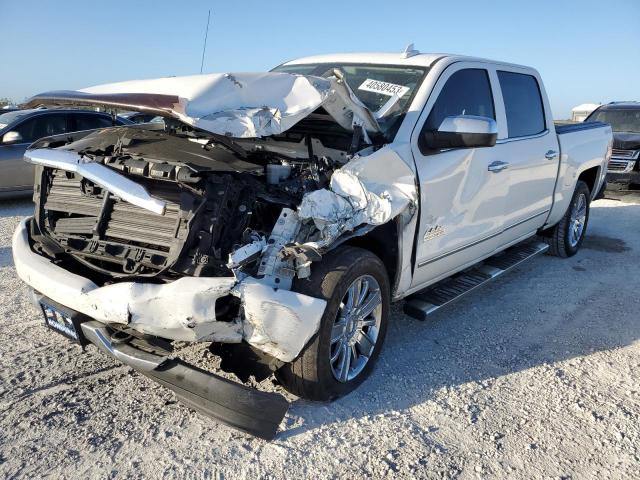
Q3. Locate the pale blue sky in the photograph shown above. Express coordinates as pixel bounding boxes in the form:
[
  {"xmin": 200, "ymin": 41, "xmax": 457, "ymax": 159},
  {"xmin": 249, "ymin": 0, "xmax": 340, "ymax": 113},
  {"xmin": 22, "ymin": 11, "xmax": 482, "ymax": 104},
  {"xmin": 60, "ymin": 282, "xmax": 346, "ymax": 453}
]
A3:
[{"xmin": 0, "ymin": 0, "xmax": 638, "ymax": 118}]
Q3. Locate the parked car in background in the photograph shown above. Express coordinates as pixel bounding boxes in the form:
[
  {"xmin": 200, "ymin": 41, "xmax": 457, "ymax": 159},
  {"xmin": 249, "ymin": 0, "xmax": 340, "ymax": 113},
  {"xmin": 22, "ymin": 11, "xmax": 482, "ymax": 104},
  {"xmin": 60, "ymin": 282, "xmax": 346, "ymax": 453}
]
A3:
[
  {"xmin": 119, "ymin": 111, "xmax": 163, "ymax": 124},
  {"xmin": 12, "ymin": 51, "xmax": 611, "ymax": 438},
  {"xmin": 0, "ymin": 109, "xmax": 131, "ymax": 197},
  {"xmin": 586, "ymin": 102, "xmax": 640, "ymax": 190}
]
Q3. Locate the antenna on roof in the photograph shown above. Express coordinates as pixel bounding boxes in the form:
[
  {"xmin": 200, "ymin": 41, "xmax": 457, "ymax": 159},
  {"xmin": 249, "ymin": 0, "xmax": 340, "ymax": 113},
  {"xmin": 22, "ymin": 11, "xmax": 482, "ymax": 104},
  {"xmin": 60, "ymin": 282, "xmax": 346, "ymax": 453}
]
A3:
[
  {"xmin": 401, "ymin": 43, "xmax": 420, "ymax": 59},
  {"xmin": 199, "ymin": 10, "xmax": 211, "ymax": 74}
]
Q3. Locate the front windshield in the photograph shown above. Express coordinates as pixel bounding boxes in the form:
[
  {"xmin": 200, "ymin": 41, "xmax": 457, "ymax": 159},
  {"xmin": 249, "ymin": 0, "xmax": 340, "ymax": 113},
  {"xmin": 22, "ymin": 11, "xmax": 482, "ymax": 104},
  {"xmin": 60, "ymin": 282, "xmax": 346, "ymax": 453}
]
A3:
[
  {"xmin": 587, "ymin": 108, "xmax": 640, "ymax": 133},
  {"xmin": 0, "ymin": 110, "xmax": 30, "ymax": 130},
  {"xmin": 272, "ymin": 63, "xmax": 427, "ymax": 139}
]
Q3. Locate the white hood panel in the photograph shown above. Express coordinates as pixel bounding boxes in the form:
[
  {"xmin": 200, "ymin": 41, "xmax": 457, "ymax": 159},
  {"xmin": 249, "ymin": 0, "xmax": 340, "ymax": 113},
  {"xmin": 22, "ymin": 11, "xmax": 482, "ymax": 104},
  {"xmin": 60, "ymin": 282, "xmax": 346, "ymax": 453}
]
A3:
[{"xmin": 75, "ymin": 72, "xmax": 380, "ymax": 138}]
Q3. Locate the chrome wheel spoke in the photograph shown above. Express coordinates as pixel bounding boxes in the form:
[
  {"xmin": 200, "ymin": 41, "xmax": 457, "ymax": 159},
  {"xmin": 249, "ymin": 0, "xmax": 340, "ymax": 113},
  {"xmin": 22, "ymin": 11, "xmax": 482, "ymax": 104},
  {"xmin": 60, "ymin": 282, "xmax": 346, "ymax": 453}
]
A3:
[
  {"xmin": 356, "ymin": 290, "xmax": 382, "ymax": 321},
  {"xmin": 329, "ymin": 274, "xmax": 383, "ymax": 383},
  {"xmin": 347, "ymin": 280, "xmax": 362, "ymax": 310},
  {"xmin": 357, "ymin": 278, "xmax": 369, "ymax": 306},
  {"xmin": 331, "ymin": 322, "xmax": 346, "ymax": 344},
  {"xmin": 337, "ymin": 343, "xmax": 351, "ymax": 382},
  {"xmin": 360, "ymin": 317, "xmax": 377, "ymax": 328},
  {"xmin": 330, "ymin": 341, "xmax": 342, "ymax": 363},
  {"xmin": 355, "ymin": 330, "xmax": 375, "ymax": 357}
]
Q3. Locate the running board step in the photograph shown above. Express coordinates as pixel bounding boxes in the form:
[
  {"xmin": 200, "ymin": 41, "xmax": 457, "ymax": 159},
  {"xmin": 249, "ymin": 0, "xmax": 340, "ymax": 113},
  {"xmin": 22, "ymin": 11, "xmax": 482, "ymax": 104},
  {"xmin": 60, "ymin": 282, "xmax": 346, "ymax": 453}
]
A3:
[{"xmin": 403, "ymin": 241, "xmax": 549, "ymax": 321}]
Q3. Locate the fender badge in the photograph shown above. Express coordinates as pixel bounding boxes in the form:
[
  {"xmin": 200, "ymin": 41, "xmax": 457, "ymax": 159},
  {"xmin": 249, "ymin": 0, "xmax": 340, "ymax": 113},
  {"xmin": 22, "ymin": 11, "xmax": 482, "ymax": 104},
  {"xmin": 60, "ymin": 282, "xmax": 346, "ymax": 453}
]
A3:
[{"xmin": 423, "ymin": 225, "xmax": 445, "ymax": 242}]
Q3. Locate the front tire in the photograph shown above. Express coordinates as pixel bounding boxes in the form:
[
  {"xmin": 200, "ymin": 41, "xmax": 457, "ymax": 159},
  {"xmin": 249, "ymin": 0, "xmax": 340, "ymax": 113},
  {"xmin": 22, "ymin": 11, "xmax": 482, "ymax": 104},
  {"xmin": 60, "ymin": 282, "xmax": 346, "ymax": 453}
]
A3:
[
  {"xmin": 542, "ymin": 180, "xmax": 591, "ymax": 257},
  {"xmin": 276, "ymin": 246, "xmax": 390, "ymax": 401}
]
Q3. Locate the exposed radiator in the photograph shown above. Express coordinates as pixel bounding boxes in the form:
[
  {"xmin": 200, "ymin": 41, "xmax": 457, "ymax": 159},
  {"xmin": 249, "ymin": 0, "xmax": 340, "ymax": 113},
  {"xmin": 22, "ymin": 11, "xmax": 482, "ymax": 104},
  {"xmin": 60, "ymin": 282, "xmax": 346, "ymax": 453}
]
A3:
[{"xmin": 41, "ymin": 169, "xmax": 189, "ymax": 274}]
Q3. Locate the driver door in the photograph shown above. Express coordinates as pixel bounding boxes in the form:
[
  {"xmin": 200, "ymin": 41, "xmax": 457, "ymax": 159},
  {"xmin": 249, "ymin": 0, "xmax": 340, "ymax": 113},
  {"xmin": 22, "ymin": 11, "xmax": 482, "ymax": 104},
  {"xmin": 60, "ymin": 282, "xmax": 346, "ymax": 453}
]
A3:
[{"xmin": 410, "ymin": 63, "xmax": 509, "ymax": 289}]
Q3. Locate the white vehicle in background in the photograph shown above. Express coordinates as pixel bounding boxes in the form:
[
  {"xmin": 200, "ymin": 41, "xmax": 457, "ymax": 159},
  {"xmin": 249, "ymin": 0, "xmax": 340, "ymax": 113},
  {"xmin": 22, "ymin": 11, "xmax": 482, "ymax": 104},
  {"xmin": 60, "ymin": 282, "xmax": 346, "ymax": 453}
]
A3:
[
  {"xmin": 572, "ymin": 103, "xmax": 600, "ymax": 122},
  {"xmin": 12, "ymin": 49, "xmax": 612, "ymax": 439}
]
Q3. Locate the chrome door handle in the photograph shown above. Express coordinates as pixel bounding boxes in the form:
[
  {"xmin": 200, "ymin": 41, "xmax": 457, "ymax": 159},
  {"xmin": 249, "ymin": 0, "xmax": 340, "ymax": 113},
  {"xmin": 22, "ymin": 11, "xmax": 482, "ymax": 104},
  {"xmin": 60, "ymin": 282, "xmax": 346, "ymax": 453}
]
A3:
[
  {"xmin": 488, "ymin": 161, "xmax": 509, "ymax": 173},
  {"xmin": 545, "ymin": 150, "xmax": 558, "ymax": 160}
]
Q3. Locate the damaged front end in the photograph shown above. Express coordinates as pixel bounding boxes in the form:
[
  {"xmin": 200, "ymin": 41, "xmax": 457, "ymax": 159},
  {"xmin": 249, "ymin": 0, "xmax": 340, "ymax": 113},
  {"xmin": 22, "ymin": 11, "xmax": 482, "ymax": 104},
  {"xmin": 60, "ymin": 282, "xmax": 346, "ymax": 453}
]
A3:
[
  {"xmin": 14, "ymin": 69, "xmax": 419, "ymax": 437},
  {"xmin": 23, "ymin": 129, "xmax": 336, "ymax": 361}
]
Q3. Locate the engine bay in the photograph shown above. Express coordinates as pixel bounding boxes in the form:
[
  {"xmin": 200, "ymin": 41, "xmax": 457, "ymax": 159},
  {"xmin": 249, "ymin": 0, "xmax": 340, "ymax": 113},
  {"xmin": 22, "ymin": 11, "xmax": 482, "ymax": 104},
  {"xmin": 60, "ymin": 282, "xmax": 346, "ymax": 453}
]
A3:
[{"xmin": 31, "ymin": 121, "xmax": 371, "ymax": 286}]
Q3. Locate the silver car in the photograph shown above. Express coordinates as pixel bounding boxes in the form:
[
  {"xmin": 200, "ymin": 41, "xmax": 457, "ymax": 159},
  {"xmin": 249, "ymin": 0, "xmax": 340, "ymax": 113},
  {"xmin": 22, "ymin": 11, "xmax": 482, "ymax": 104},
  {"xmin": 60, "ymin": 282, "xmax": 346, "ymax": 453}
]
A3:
[{"xmin": 0, "ymin": 109, "xmax": 130, "ymax": 197}]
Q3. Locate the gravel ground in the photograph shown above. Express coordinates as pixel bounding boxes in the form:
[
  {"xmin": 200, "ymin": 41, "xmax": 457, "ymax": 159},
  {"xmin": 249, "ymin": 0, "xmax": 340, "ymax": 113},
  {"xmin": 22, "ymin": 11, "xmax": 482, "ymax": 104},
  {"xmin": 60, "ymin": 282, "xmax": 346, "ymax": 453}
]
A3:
[{"xmin": 0, "ymin": 193, "xmax": 639, "ymax": 479}]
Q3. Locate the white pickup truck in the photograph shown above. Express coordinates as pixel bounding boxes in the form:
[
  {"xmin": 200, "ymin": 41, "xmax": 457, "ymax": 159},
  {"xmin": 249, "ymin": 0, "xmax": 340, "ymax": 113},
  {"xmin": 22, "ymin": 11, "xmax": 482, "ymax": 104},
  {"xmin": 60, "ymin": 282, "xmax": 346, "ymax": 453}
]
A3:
[{"xmin": 13, "ymin": 50, "xmax": 612, "ymax": 438}]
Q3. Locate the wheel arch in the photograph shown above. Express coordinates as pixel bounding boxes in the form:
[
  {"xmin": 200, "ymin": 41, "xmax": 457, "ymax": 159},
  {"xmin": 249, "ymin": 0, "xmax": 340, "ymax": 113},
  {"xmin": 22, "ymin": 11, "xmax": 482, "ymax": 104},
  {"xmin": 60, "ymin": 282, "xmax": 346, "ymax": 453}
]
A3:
[
  {"xmin": 342, "ymin": 217, "xmax": 401, "ymax": 296},
  {"xmin": 578, "ymin": 165, "xmax": 601, "ymax": 198}
]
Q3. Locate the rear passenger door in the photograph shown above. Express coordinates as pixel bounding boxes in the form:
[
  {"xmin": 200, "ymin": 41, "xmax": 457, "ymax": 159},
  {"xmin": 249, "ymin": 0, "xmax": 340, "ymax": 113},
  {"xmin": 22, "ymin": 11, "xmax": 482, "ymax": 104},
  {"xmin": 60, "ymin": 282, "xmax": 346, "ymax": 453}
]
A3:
[
  {"xmin": 494, "ymin": 69, "xmax": 559, "ymax": 242},
  {"xmin": 68, "ymin": 113, "xmax": 114, "ymax": 132}
]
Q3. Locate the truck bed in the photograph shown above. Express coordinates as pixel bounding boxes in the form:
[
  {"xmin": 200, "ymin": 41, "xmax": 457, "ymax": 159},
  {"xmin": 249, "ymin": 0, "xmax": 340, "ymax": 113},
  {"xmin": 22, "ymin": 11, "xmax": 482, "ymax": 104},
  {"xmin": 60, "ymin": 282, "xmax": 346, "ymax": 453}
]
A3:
[
  {"xmin": 544, "ymin": 120, "xmax": 611, "ymax": 227},
  {"xmin": 554, "ymin": 121, "xmax": 608, "ymax": 135}
]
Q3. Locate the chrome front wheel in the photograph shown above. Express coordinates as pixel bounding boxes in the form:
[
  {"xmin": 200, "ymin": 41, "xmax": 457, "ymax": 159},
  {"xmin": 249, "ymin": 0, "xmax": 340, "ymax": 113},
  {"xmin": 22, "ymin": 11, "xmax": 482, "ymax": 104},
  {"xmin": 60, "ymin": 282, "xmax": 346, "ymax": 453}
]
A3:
[
  {"xmin": 330, "ymin": 275, "xmax": 383, "ymax": 383},
  {"xmin": 276, "ymin": 246, "xmax": 390, "ymax": 401}
]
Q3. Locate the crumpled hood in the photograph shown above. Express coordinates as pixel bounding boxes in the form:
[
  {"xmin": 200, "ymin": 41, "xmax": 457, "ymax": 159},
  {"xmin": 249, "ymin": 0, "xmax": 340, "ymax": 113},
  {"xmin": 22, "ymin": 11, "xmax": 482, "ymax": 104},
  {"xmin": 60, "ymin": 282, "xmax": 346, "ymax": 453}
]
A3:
[
  {"xmin": 613, "ymin": 132, "xmax": 640, "ymax": 151},
  {"xmin": 23, "ymin": 72, "xmax": 380, "ymax": 138}
]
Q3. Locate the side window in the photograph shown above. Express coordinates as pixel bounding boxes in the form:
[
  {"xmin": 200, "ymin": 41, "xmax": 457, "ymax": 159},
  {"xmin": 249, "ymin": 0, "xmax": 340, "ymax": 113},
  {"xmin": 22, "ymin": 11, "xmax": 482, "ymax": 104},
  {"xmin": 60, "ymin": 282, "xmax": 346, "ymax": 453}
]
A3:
[
  {"xmin": 424, "ymin": 69, "xmax": 495, "ymax": 131},
  {"xmin": 71, "ymin": 114, "xmax": 113, "ymax": 131},
  {"xmin": 497, "ymin": 71, "xmax": 546, "ymax": 138},
  {"xmin": 14, "ymin": 114, "xmax": 67, "ymax": 143}
]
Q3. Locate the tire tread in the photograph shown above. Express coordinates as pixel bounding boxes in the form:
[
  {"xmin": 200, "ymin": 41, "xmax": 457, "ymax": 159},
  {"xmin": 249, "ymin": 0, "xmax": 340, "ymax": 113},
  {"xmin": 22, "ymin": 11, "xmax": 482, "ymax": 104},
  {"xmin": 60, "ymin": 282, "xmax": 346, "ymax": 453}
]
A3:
[
  {"xmin": 277, "ymin": 246, "xmax": 389, "ymax": 401},
  {"xmin": 541, "ymin": 180, "xmax": 590, "ymax": 258}
]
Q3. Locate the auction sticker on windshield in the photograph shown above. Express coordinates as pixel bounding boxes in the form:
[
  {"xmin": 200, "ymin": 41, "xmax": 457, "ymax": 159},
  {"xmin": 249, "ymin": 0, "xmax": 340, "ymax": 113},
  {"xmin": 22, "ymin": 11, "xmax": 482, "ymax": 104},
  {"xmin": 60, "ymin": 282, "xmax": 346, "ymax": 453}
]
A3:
[{"xmin": 358, "ymin": 79, "xmax": 410, "ymax": 97}]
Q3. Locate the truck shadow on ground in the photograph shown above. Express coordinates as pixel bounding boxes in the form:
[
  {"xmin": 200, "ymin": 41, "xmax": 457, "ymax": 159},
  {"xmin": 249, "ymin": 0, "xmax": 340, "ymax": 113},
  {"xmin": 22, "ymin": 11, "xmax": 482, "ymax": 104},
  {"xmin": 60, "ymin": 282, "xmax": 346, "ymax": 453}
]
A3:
[
  {"xmin": 0, "ymin": 199, "xmax": 33, "ymax": 219},
  {"xmin": 279, "ymin": 200, "xmax": 640, "ymax": 440},
  {"xmin": 0, "ymin": 247, "xmax": 12, "ymax": 268}
]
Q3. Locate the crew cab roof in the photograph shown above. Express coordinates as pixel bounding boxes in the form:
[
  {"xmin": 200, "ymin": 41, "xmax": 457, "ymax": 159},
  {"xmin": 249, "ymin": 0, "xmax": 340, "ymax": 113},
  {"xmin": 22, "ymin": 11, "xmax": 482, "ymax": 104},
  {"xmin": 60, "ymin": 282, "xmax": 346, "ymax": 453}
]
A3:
[
  {"xmin": 283, "ymin": 52, "xmax": 447, "ymax": 67},
  {"xmin": 281, "ymin": 52, "xmax": 534, "ymax": 70}
]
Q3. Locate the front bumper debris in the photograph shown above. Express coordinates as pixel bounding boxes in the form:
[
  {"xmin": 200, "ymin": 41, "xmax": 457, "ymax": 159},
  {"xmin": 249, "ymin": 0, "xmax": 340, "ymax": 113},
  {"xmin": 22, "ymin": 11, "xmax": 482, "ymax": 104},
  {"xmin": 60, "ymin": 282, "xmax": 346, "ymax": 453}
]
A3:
[
  {"xmin": 13, "ymin": 218, "xmax": 327, "ymax": 361},
  {"xmin": 12, "ymin": 217, "xmax": 240, "ymax": 342},
  {"xmin": 81, "ymin": 320, "xmax": 289, "ymax": 439}
]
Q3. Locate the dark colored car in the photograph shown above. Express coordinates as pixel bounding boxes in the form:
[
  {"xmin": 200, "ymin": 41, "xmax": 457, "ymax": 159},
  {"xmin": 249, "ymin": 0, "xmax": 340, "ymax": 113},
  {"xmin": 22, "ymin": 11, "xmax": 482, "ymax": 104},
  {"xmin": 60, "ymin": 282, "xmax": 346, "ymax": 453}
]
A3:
[
  {"xmin": 0, "ymin": 109, "xmax": 131, "ymax": 197},
  {"xmin": 586, "ymin": 102, "xmax": 640, "ymax": 189},
  {"xmin": 119, "ymin": 111, "xmax": 163, "ymax": 124}
]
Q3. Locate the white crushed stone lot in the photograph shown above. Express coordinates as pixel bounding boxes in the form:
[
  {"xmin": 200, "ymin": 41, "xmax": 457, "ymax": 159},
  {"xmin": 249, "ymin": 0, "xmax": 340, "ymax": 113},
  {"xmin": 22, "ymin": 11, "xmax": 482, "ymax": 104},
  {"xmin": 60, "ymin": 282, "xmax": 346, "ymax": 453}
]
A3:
[{"xmin": 0, "ymin": 194, "xmax": 639, "ymax": 479}]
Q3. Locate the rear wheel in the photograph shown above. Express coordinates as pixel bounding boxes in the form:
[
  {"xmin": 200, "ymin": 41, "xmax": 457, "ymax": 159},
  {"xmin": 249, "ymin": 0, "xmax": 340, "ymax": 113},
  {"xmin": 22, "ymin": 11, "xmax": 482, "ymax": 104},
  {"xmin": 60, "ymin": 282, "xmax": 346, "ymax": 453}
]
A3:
[
  {"xmin": 542, "ymin": 180, "xmax": 590, "ymax": 257},
  {"xmin": 276, "ymin": 246, "xmax": 390, "ymax": 401}
]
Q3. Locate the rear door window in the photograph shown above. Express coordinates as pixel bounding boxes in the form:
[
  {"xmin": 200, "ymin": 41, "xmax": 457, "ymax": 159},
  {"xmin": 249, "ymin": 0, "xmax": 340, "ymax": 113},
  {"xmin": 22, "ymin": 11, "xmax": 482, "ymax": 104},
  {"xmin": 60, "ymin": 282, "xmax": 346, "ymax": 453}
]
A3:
[
  {"xmin": 70, "ymin": 113, "xmax": 113, "ymax": 131},
  {"xmin": 424, "ymin": 69, "xmax": 495, "ymax": 131},
  {"xmin": 497, "ymin": 71, "xmax": 546, "ymax": 138},
  {"xmin": 14, "ymin": 114, "xmax": 68, "ymax": 143}
]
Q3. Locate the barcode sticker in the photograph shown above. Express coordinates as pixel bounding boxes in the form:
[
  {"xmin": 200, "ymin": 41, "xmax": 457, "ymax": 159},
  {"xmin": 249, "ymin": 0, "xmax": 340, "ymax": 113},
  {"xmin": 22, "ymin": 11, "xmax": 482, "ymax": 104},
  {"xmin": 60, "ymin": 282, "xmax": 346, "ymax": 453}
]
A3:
[{"xmin": 358, "ymin": 79, "xmax": 410, "ymax": 97}]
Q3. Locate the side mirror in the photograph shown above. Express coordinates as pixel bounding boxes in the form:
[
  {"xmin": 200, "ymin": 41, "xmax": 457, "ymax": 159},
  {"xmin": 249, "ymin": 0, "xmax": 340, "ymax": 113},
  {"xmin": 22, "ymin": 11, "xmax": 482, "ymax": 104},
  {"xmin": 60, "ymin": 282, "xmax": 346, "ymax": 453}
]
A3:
[
  {"xmin": 422, "ymin": 115, "xmax": 497, "ymax": 150},
  {"xmin": 1, "ymin": 131, "xmax": 23, "ymax": 145}
]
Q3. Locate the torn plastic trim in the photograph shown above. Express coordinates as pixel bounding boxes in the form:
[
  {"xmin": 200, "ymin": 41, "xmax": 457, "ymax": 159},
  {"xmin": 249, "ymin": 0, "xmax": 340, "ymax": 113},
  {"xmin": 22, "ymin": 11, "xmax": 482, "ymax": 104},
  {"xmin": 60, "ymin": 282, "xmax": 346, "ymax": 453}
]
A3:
[
  {"xmin": 13, "ymin": 218, "xmax": 326, "ymax": 361},
  {"xmin": 297, "ymin": 146, "xmax": 418, "ymax": 248},
  {"xmin": 233, "ymin": 278, "xmax": 327, "ymax": 363},
  {"xmin": 23, "ymin": 72, "xmax": 381, "ymax": 139},
  {"xmin": 25, "ymin": 148, "xmax": 167, "ymax": 215}
]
